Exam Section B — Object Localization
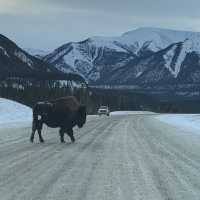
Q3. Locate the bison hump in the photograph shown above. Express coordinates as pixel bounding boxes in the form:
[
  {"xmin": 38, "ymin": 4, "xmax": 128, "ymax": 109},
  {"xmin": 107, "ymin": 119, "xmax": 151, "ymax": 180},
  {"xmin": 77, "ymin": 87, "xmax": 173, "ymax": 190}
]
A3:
[{"xmin": 51, "ymin": 96, "xmax": 80, "ymax": 113}]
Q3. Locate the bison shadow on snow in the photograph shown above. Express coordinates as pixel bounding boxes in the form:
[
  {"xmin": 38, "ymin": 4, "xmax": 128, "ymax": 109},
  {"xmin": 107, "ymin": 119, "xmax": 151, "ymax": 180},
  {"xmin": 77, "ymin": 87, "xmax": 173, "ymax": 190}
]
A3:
[{"xmin": 30, "ymin": 96, "xmax": 87, "ymax": 143}]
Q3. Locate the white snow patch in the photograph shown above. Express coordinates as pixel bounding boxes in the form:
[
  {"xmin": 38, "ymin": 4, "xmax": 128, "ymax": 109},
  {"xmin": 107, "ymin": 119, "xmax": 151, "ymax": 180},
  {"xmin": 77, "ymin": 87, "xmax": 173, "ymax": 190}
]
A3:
[
  {"xmin": 64, "ymin": 43, "xmax": 100, "ymax": 68},
  {"xmin": 62, "ymin": 43, "xmax": 103, "ymax": 81},
  {"xmin": 14, "ymin": 50, "xmax": 33, "ymax": 68},
  {"xmin": 119, "ymin": 27, "xmax": 198, "ymax": 53},
  {"xmin": 0, "ymin": 98, "xmax": 32, "ymax": 128},
  {"xmin": 89, "ymin": 37, "xmax": 127, "ymax": 52},
  {"xmin": 89, "ymin": 71, "xmax": 100, "ymax": 81},
  {"xmin": 0, "ymin": 46, "xmax": 9, "ymax": 57},
  {"xmin": 50, "ymin": 45, "xmax": 72, "ymax": 63},
  {"xmin": 136, "ymin": 71, "xmax": 143, "ymax": 78},
  {"xmin": 164, "ymin": 45, "xmax": 177, "ymax": 76},
  {"xmin": 156, "ymin": 114, "xmax": 200, "ymax": 132},
  {"xmin": 110, "ymin": 111, "xmax": 155, "ymax": 116},
  {"xmin": 25, "ymin": 48, "xmax": 50, "ymax": 57},
  {"xmin": 86, "ymin": 115, "xmax": 98, "ymax": 121},
  {"xmin": 164, "ymin": 39, "xmax": 193, "ymax": 78}
]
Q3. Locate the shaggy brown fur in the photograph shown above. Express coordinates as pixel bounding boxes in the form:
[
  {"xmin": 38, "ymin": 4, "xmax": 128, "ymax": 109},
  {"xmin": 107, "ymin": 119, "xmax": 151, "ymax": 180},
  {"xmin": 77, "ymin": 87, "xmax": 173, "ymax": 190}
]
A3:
[
  {"xmin": 50, "ymin": 96, "xmax": 80, "ymax": 113},
  {"xmin": 30, "ymin": 96, "xmax": 86, "ymax": 143}
]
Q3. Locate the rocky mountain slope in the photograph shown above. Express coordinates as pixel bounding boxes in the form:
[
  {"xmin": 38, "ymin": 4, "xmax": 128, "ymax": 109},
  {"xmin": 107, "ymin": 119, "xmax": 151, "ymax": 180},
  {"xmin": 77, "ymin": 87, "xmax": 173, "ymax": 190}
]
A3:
[
  {"xmin": 24, "ymin": 48, "xmax": 50, "ymax": 59},
  {"xmin": 44, "ymin": 27, "xmax": 200, "ymax": 88},
  {"xmin": 0, "ymin": 34, "xmax": 59, "ymax": 77}
]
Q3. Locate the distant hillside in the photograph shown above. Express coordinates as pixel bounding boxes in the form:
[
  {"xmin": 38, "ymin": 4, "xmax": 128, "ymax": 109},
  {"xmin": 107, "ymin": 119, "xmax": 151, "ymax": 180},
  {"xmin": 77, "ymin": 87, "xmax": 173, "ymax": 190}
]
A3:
[{"xmin": 0, "ymin": 34, "xmax": 85, "ymax": 83}]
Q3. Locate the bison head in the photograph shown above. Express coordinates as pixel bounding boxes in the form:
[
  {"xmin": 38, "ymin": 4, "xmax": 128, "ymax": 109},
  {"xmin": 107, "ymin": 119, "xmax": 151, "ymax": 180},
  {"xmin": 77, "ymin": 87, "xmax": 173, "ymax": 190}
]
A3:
[{"xmin": 77, "ymin": 105, "xmax": 86, "ymax": 128}]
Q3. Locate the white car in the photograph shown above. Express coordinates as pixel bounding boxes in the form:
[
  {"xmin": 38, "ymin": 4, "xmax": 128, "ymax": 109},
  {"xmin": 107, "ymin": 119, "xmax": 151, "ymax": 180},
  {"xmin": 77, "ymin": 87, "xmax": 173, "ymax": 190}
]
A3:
[{"xmin": 98, "ymin": 106, "xmax": 110, "ymax": 116}]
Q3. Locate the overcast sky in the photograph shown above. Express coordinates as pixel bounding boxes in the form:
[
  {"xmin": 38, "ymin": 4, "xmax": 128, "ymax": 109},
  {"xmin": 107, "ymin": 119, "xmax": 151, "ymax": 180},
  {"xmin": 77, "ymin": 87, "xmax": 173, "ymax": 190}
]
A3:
[{"xmin": 0, "ymin": 0, "xmax": 200, "ymax": 50}]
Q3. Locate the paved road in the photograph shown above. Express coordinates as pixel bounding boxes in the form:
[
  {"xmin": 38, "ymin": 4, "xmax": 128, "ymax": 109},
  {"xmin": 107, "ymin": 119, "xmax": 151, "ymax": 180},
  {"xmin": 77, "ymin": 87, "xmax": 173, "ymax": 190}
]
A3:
[{"xmin": 1, "ymin": 114, "xmax": 200, "ymax": 200}]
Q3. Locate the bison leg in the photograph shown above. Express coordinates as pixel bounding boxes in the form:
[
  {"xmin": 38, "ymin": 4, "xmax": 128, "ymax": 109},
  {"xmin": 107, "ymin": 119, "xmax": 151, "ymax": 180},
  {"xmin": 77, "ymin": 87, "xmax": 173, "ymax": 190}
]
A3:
[
  {"xmin": 30, "ymin": 120, "xmax": 44, "ymax": 143},
  {"xmin": 38, "ymin": 129, "xmax": 44, "ymax": 143},
  {"xmin": 66, "ymin": 129, "xmax": 75, "ymax": 143},
  {"xmin": 36, "ymin": 120, "xmax": 44, "ymax": 143},
  {"xmin": 30, "ymin": 120, "xmax": 37, "ymax": 142},
  {"xmin": 59, "ymin": 128, "xmax": 65, "ymax": 143}
]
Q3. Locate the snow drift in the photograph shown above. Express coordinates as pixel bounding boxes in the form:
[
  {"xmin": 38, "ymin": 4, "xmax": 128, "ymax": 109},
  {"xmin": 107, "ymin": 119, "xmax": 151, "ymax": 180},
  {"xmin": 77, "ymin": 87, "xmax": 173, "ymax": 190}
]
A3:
[{"xmin": 0, "ymin": 98, "xmax": 32, "ymax": 127}]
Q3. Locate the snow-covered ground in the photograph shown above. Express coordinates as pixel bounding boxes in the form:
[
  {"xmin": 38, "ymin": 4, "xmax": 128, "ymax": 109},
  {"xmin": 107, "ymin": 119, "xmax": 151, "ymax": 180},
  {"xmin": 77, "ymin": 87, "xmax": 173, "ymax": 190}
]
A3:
[
  {"xmin": 110, "ymin": 111, "xmax": 155, "ymax": 115},
  {"xmin": 156, "ymin": 114, "xmax": 200, "ymax": 132},
  {"xmin": 0, "ymin": 98, "xmax": 32, "ymax": 128},
  {"xmin": 1, "ymin": 111, "xmax": 200, "ymax": 199},
  {"xmin": 1, "ymin": 97, "xmax": 199, "ymax": 134},
  {"xmin": 0, "ymin": 98, "xmax": 99, "ymax": 128},
  {"xmin": 1, "ymin": 99, "xmax": 200, "ymax": 199}
]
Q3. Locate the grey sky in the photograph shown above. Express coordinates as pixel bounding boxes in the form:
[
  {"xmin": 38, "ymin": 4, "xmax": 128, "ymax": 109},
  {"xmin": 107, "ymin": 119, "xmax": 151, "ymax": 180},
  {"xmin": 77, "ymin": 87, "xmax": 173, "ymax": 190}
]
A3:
[{"xmin": 0, "ymin": 0, "xmax": 200, "ymax": 50}]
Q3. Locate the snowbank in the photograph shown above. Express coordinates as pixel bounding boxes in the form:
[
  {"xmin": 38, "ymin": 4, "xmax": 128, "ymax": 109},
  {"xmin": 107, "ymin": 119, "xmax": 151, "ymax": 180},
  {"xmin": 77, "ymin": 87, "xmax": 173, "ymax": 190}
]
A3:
[
  {"xmin": 156, "ymin": 114, "xmax": 200, "ymax": 132},
  {"xmin": 110, "ymin": 111, "xmax": 155, "ymax": 116},
  {"xmin": 0, "ymin": 98, "xmax": 32, "ymax": 127}
]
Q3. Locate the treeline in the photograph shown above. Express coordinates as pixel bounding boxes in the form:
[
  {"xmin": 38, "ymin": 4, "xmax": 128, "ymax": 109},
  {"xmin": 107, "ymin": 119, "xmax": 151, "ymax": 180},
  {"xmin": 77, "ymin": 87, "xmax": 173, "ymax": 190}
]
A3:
[
  {"xmin": 1, "ymin": 75, "xmax": 200, "ymax": 114},
  {"xmin": 0, "ymin": 77, "xmax": 156, "ymax": 114},
  {"xmin": 89, "ymin": 88, "xmax": 200, "ymax": 113},
  {"xmin": 0, "ymin": 71, "xmax": 85, "ymax": 82},
  {"xmin": 0, "ymin": 76, "xmax": 89, "ymax": 110}
]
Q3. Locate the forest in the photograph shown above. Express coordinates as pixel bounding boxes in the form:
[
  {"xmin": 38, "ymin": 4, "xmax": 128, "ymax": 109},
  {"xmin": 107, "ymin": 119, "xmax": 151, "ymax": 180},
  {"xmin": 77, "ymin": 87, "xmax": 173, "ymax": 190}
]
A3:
[{"xmin": 1, "ymin": 73, "xmax": 200, "ymax": 114}]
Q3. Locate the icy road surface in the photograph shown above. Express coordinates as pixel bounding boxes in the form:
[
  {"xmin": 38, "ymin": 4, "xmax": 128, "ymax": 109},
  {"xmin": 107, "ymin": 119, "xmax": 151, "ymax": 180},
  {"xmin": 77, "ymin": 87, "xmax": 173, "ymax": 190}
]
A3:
[{"xmin": 1, "ymin": 114, "xmax": 200, "ymax": 200}]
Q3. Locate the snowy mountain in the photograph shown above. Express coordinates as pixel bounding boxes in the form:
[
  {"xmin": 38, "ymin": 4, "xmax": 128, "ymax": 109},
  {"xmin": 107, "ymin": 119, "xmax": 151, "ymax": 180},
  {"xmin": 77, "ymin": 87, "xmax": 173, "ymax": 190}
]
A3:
[
  {"xmin": 44, "ymin": 27, "xmax": 200, "ymax": 87},
  {"xmin": 25, "ymin": 48, "xmax": 50, "ymax": 59},
  {"xmin": 0, "ymin": 34, "xmax": 59, "ymax": 76}
]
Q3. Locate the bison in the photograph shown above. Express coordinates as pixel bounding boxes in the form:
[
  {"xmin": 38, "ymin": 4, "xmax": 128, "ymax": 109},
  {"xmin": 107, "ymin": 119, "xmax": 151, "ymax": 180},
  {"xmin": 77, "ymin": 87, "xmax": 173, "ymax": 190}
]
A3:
[{"xmin": 30, "ymin": 96, "xmax": 86, "ymax": 143}]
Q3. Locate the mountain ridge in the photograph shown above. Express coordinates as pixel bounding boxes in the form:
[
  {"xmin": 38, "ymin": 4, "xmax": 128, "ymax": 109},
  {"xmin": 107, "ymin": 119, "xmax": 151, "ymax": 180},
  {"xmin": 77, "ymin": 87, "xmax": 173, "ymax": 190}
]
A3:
[
  {"xmin": 43, "ymin": 27, "xmax": 200, "ymax": 86},
  {"xmin": 0, "ymin": 33, "xmax": 60, "ymax": 75}
]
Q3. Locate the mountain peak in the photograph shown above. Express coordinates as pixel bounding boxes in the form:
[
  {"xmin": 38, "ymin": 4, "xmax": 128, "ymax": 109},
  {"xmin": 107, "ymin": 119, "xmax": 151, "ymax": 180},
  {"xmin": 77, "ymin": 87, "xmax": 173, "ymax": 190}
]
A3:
[
  {"xmin": 122, "ymin": 27, "xmax": 199, "ymax": 36},
  {"xmin": 44, "ymin": 27, "xmax": 200, "ymax": 86}
]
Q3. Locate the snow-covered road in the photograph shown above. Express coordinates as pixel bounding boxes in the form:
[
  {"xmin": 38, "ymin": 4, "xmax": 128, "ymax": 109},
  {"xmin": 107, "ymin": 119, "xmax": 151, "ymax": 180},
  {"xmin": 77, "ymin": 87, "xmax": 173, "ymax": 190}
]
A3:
[{"xmin": 1, "ymin": 114, "xmax": 200, "ymax": 200}]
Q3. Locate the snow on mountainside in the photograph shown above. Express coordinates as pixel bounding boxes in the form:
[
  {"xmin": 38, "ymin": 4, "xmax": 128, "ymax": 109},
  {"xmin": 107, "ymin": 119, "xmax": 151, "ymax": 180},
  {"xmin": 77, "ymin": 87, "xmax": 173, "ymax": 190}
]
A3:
[
  {"xmin": 164, "ymin": 39, "xmax": 194, "ymax": 78},
  {"xmin": 25, "ymin": 48, "xmax": 50, "ymax": 58},
  {"xmin": 161, "ymin": 37, "xmax": 200, "ymax": 82},
  {"xmin": 14, "ymin": 50, "xmax": 34, "ymax": 68},
  {"xmin": 0, "ymin": 34, "xmax": 60, "ymax": 75},
  {"xmin": 119, "ymin": 27, "xmax": 200, "ymax": 52},
  {"xmin": 0, "ymin": 46, "xmax": 9, "ymax": 57},
  {"xmin": 45, "ymin": 40, "xmax": 134, "ymax": 81},
  {"xmin": 44, "ymin": 27, "xmax": 200, "ymax": 85}
]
